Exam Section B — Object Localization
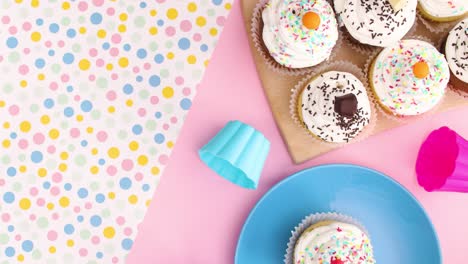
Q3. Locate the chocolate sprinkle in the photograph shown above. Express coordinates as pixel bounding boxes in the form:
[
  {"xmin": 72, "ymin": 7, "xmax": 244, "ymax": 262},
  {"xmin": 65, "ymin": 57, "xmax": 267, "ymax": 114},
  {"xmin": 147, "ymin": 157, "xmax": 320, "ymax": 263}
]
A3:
[{"xmin": 340, "ymin": 0, "xmax": 416, "ymax": 46}]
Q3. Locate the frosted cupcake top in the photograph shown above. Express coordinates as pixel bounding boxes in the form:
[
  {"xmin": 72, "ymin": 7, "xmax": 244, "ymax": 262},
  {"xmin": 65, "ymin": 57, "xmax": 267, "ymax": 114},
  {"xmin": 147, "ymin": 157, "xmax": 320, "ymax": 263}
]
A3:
[
  {"xmin": 294, "ymin": 221, "xmax": 375, "ymax": 264},
  {"xmin": 300, "ymin": 71, "xmax": 371, "ymax": 143},
  {"xmin": 418, "ymin": 0, "xmax": 467, "ymax": 19},
  {"xmin": 371, "ymin": 39, "xmax": 449, "ymax": 116},
  {"xmin": 334, "ymin": 0, "xmax": 417, "ymax": 47},
  {"xmin": 445, "ymin": 18, "xmax": 468, "ymax": 83},
  {"xmin": 262, "ymin": 0, "xmax": 338, "ymax": 68}
]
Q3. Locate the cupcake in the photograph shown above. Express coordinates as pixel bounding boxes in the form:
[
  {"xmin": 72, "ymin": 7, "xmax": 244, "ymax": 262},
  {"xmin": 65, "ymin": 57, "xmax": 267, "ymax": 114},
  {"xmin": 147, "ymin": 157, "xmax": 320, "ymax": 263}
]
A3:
[
  {"xmin": 369, "ymin": 39, "xmax": 450, "ymax": 116},
  {"xmin": 293, "ymin": 219, "xmax": 375, "ymax": 263},
  {"xmin": 297, "ymin": 71, "xmax": 372, "ymax": 143},
  {"xmin": 334, "ymin": 0, "xmax": 417, "ymax": 47},
  {"xmin": 418, "ymin": 0, "xmax": 467, "ymax": 22},
  {"xmin": 262, "ymin": 0, "xmax": 339, "ymax": 68},
  {"xmin": 445, "ymin": 18, "xmax": 468, "ymax": 92}
]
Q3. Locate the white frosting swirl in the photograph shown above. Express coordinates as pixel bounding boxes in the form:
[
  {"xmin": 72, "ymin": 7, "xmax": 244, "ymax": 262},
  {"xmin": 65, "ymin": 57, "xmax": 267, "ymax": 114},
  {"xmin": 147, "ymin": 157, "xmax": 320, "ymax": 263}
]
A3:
[
  {"xmin": 300, "ymin": 71, "xmax": 371, "ymax": 143},
  {"xmin": 446, "ymin": 18, "xmax": 468, "ymax": 83},
  {"xmin": 262, "ymin": 0, "xmax": 338, "ymax": 68},
  {"xmin": 419, "ymin": 0, "xmax": 467, "ymax": 18},
  {"xmin": 335, "ymin": 0, "xmax": 417, "ymax": 47},
  {"xmin": 294, "ymin": 221, "xmax": 375, "ymax": 264},
  {"xmin": 371, "ymin": 39, "xmax": 449, "ymax": 116}
]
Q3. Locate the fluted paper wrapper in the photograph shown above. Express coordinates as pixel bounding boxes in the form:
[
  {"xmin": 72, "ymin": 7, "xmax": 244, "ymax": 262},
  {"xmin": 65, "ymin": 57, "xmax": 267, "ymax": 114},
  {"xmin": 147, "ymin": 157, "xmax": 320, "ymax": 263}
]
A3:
[
  {"xmin": 290, "ymin": 61, "xmax": 377, "ymax": 147},
  {"xmin": 416, "ymin": 10, "xmax": 463, "ymax": 34},
  {"xmin": 251, "ymin": 0, "xmax": 342, "ymax": 76},
  {"xmin": 284, "ymin": 212, "xmax": 370, "ymax": 264}
]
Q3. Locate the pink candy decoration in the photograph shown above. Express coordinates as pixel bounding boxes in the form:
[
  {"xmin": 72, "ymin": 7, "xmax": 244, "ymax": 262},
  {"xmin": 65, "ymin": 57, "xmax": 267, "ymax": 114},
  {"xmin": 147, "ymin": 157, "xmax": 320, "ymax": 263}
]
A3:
[{"xmin": 416, "ymin": 127, "xmax": 468, "ymax": 192}]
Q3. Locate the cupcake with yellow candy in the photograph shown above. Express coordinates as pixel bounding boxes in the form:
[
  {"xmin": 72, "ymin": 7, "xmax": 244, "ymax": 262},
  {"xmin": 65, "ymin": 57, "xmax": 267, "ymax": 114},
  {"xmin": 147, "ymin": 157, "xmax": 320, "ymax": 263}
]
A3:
[
  {"xmin": 285, "ymin": 213, "xmax": 376, "ymax": 264},
  {"xmin": 369, "ymin": 39, "xmax": 450, "ymax": 117},
  {"xmin": 252, "ymin": 0, "xmax": 339, "ymax": 74},
  {"xmin": 418, "ymin": 0, "xmax": 467, "ymax": 22}
]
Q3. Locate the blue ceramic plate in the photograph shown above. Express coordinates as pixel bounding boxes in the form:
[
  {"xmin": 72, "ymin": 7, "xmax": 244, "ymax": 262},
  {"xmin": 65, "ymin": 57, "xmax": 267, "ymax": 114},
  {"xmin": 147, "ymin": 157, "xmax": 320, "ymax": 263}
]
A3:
[{"xmin": 235, "ymin": 164, "xmax": 440, "ymax": 264}]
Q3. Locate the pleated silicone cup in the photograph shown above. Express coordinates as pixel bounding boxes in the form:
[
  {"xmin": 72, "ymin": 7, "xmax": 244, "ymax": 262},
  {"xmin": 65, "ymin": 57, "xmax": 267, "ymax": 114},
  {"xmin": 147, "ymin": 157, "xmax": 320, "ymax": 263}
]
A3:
[
  {"xmin": 284, "ymin": 212, "xmax": 371, "ymax": 264},
  {"xmin": 198, "ymin": 120, "xmax": 270, "ymax": 189},
  {"xmin": 416, "ymin": 126, "xmax": 468, "ymax": 193}
]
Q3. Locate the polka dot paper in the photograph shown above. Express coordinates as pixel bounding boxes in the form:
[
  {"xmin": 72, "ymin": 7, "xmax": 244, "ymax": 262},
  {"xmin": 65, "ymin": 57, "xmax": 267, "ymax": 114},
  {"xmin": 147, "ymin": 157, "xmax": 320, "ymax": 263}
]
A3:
[{"xmin": 0, "ymin": 0, "xmax": 232, "ymax": 263}]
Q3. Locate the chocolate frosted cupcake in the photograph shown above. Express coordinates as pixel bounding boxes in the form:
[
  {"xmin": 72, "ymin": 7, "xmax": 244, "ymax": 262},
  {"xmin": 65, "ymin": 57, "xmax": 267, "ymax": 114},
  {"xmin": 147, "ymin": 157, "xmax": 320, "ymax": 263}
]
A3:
[
  {"xmin": 297, "ymin": 71, "xmax": 372, "ymax": 143},
  {"xmin": 334, "ymin": 0, "xmax": 417, "ymax": 47},
  {"xmin": 262, "ymin": 0, "xmax": 339, "ymax": 68},
  {"xmin": 369, "ymin": 39, "xmax": 450, "ymax": 116},
  {"xmin": 445, "ymin": 18, "xmax": 468, "ymax": 92},
  {"xmin": 418, "ymin": 0, "xmax": 467, "ymax": 22}
]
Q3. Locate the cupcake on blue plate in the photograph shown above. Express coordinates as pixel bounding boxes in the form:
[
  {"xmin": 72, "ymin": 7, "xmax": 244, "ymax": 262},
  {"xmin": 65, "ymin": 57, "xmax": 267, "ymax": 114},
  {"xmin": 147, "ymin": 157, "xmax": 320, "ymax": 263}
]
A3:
[{"xmin": 286, "ymin": 213, "xmax": 375, "ymax": 264}]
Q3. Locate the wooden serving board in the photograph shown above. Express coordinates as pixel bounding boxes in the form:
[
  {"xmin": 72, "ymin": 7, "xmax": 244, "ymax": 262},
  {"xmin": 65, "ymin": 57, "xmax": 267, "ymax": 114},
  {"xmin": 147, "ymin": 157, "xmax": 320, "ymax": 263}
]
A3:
[{"xmin": 241, "ymin": 0, "xmax": 468, "ymax": 164}]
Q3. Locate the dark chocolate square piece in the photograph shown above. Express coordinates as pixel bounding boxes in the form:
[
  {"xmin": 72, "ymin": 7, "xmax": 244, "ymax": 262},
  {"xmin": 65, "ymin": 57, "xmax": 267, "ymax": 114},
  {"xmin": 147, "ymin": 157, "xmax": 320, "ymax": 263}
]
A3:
[{"xmin": 334, "ymin": 93, "xmax": 358, "ymax": 118}]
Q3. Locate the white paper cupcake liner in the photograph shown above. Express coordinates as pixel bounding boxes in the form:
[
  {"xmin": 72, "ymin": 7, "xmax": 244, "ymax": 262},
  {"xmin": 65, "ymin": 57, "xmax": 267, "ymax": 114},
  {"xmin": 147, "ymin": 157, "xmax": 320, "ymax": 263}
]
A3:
[
  {"xmin": 416, "ymin": 9, "xmax": 463, "ymax": 34},
  {"xmin": 284, "ymin": 212, "xmax": 370, "ymax": 264},
  {"xmin": 436, "ymin": 32, "xmax": 449, "ymax": 52},
  {"xmin": 290, "ymin": 60, "xmax": 377, "ymax": 148},
  {"xmin": 448, "ymin": 82, "xmax": 468, "ymax": 99},
  {"xmin": 363, "ymin": 36, "xmax": 448, "ymax": 124},
  {"xmin": 251, "ymin": 0, "xmax": 343, "ymax": 76}
]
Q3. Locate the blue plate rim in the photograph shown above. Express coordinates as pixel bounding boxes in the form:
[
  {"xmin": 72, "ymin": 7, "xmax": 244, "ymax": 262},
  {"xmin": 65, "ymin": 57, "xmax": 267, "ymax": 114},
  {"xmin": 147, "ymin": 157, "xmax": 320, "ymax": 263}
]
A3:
[{"xmin": 234, "ymin": 163, "xmax": 441, "ymax": 263}]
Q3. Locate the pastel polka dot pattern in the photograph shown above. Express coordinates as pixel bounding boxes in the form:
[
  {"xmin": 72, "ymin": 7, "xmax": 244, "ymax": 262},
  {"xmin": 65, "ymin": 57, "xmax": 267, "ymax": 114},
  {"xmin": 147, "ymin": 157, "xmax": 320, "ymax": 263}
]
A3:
[{"xmin": 0, "ymin": 0, "xmax": 231, "ymax": 262}]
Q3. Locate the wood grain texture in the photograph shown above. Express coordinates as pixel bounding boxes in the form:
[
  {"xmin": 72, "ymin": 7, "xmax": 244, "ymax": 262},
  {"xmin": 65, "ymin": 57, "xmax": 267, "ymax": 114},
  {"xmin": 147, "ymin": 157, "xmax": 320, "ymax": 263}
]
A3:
[{"xmin": 241, "ymin": 0, "xmax": 468, "ymax": 163}]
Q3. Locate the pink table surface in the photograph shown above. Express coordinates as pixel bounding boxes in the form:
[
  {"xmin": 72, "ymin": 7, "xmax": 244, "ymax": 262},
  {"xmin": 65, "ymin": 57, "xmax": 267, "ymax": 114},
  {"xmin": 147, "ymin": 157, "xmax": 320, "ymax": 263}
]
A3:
[{"xmin": 127, "ymin": 2, "xmax": 468, "ymax": 263}]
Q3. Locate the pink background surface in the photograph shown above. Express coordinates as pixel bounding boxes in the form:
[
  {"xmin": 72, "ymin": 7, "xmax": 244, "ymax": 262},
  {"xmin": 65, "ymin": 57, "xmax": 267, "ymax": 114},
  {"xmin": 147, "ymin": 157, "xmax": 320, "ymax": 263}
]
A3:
[{"xmin": 127, "ymin": 2, "xmax": 468, "ymax": 263}]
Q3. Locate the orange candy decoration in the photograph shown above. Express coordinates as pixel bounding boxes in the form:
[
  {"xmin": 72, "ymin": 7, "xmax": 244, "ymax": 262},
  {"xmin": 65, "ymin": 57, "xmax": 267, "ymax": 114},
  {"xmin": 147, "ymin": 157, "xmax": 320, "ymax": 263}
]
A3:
[
  {"xmin": 302, "ymin": 12, "xmax": 320, "ymax": 30},
  {"xmin": 413, "ymin": 61, "xmax": 429, "ymax": 79}
]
